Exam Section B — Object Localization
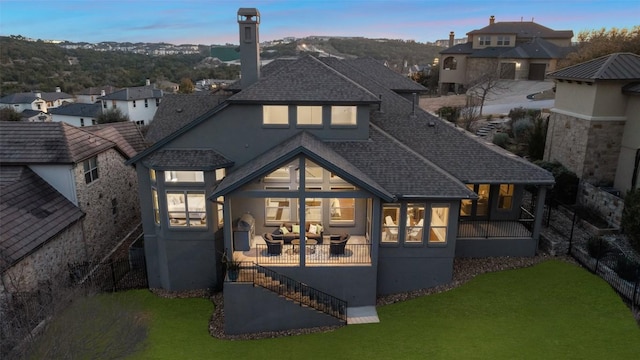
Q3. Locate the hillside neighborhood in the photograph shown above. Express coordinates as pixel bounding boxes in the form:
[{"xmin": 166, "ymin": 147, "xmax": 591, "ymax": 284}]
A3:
[{"xmin": 1, "ymin": 7, "xmax": 639, "ymax": 358}]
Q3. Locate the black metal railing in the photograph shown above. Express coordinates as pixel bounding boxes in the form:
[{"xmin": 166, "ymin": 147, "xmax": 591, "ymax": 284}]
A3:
[
  {"xmin": 569, "ymin": 237, "xmax": 640, "ymax": 309},
  {"xmin": 252, "ymin": 243, "xmax": 372, "ymax": 265},
  {"xmin": 457, "ymin": 209, "xmax": 534, "ymax": 239},
  {"xmin": 226, "ymin": 262, "xmax": 348, "ymax": 322}
]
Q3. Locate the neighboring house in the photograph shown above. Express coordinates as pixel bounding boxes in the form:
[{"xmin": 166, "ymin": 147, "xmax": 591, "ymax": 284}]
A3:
[
  {"xmin": 49, "ymin": 102, "xmax": 101, "ymax": 127},
  {"xmin": 19, "ymin": 109, "xmax": 50, "ymax": 122},
  {"xmin": 0, "ymin": 165, "xmax": 86, "ymax": 293},
  {"xmin": 75, "ymin": 86, "xmax": 119, "ymax": 104},
  {"xmin": 39, "ymin": 88, "xmax": 75, "ymax": 109},
  {"xmin": 156, "ymin": 80, "xmax": 180, "ymax": 93},
  {"xmin": 0, "ymin": 92, "xmax": 48, "ymax": 113},
  {"xmin": 98, "ymin": 82, "xmax": 163, "ymax": 126},
  {"xmin": 439, "ymin": 16, "xmax": 573, "ymax": 93},
  {"xmin": 127, "ymin": 8, "xmax": 553, "ymax": 335},
  {"xmin": 544, "ymin": 53, "xmax": 640, "ymax": 224},
  {"xmin": 0, "ymin": 121, "xmax": 145, "ymax": 260}
]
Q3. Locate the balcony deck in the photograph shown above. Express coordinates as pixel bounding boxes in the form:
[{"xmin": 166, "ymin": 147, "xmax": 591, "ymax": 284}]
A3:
[{"xmin": 234, "ymin": 235, "xmax": 372, "ymax": 266}]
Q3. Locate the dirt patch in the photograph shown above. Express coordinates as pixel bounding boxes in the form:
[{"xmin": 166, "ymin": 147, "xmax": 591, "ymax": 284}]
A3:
[{"xmin": 419, "ymin": 94, "xmax": 466, "ymax": 113}]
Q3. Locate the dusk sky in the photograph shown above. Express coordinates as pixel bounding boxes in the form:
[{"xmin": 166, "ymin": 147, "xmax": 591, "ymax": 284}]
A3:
[{"xmin": 1, "ymin": 0, "xmax": 638, "ymax": 45}]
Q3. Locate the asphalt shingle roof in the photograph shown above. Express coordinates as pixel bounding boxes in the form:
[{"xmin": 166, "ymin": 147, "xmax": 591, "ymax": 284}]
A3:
[
  {"xmin": 49, "ymin": 102, "xmax": 101, "ymax": 117},
  {"xmin": 0, "ymin": 166, "xmax": 85, "ymax": 271},
  {"xmin": 547, "ymin": 53, "xmax": 640, "ymax": 81},
  {"xmin": 500, "ymin": 38, "xmax": 569, "ymax": 59},
  {"xmin": 99, "ymin": 86, "xmax": 163, "ymax": 101},
  {"xmin": 84, "ymin": 122, "xmax": 147, "ymax": 159},
  {"xmin": 346, "ymin": 57, "xmax": 428, "ymax": 93},
  {"xmin": 212, "ymin": 131, "xmax": 395, "ymax": 201},
  {"xmin": 0, "ymin": 122, "xmax": 116, "ymax": 164},
  {"xmin": 467, "ymin": 21, "xmax": 573, "ymax": 40},
  {"xmin": 145, "ymin": 93, "xmax": 228, "ymax": 144},
  {"xmin": 0, "ymin": 93, "xmax": 40, "ymax": 104},
  {"xmin": 228, "ymin": 55, "xmax": 380, "ymax": 104},
  {"xmin": 142, "ymin": 149, "xmax": 233, "ymax": 170},
  {"xmin": 319, "ymin": 56, "xmax": 554, "ymax": 185}
]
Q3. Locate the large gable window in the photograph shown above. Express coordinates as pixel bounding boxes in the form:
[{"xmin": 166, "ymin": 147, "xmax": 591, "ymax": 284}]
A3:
[
  {"xmin": 263, "ymin": 105, "xmax": 289, "ymax": 125},
  {"xmin": 331, "ymin": 106, "xmax": 356, "ymax": 126},
  {"xmin": 83, "ymin": 156, "xmax": 99, "ymax": 184},
  {"xmin": 297, "ymin": 106, "xmax": 322, "ymax": 126},
  {"xmin": 265, "ymin": 186, "xmax": 292, "ymax": 224}
]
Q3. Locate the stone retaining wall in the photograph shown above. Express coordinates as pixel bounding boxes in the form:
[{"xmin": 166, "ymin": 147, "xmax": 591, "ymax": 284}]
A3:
[{"xmin": 579, "ymin": 181, "xmax": 624, "ymax": 228}]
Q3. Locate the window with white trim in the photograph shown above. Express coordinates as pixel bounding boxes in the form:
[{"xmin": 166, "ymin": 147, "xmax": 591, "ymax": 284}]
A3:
[
  {"xmin": 263, "ymin": 105, "xmax": 289, "ymax": 125},
  {"xmin": 497, "ymin": 36, "xmax": 510, "ymax": 46},
  {"xmin": 83, "ymin": 156, "xmax": 99, "ymax": 184},
  {"xmin": 296, "ymin": 105, "xmax": 322, "ymax": 126},
  {"xmin": 331, "ymin": 106, "xmax": 356, "ymax": 126},
  {"xmin": 479, "ymin": 36, "xmax": 491, "ymax": 46}
]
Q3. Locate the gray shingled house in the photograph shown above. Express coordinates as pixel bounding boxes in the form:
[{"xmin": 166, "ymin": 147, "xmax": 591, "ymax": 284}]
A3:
[{"xmin": 128, "ymin": 8, "xmax": 553, "ymax": 334}]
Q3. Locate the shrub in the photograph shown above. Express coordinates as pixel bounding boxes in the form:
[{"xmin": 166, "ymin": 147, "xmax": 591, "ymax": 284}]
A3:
[
  {"xmin": 493, "ymin": 133, "xmax": 509, "ymax": 148},
  {"xmin": 437, "ymin": 106, "xmax": 460, "ymax": 123},
  {"xmin": 528, "ymin": 114, "xmax": 548, "ymax": 161},
  {"xmin": 614, "ymin": 256, "xmax": 640, "ymax": 282},
  {"xmin": 534, "ymin": 161, "xmax": 579, "ymax": 204},
  {"xmin": 512, "ymin": 118, "xmax": 533, "ymax": 141},
  {"xmin": 587, "ymin": 236, "xmax": 612, "ymax": 259},
  {"xmin": 621, "ymin": 188, "xmax": 640, "ymax": 253}
]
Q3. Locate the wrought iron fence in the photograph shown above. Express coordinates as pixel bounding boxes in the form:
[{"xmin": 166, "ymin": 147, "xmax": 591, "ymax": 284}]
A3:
[{"xmin": 457, "ymin": 212, "xmax": 534, "ymax": 239}]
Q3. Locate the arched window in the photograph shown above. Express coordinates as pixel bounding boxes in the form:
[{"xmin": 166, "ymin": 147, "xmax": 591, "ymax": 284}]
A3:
[{"xmin": 443, "ymin": 57, "xmax": 457, "ymax": 70}]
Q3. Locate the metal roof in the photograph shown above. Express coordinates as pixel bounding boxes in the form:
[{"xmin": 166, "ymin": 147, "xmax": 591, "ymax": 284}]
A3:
[{"xmin": 548, "ymin": 53, "xmax": 640, "ymax": 81}]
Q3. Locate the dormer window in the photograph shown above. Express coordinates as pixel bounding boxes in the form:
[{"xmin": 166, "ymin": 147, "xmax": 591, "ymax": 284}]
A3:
[
  {"xmin": 263, "ymin": 105, "xmax": 289, "ymax": 126},
  {"xmin": 497, "ymin": 36, "xmax": 510, "ymax": 46},
  {"xmin": 331, "ymin": 106, "xmax": 356, "ymax": 126}
]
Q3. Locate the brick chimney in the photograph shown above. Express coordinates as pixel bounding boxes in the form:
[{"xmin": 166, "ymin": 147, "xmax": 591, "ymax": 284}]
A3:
[
  {"xmin": 490, "ymin": 15, "xmax": 495, "ymax": 25},
  {"xmin": 237, "ymin": 8, "xmax": 261, "ymax": 89},
  {"xmin": 449, "ymin": 31, "xmax": 455, "ymax": 47}
]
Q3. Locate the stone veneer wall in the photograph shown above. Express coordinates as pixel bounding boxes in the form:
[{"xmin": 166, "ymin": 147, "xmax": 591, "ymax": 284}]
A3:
[
  {"xmin": 545, "ymin": 112, "xmax": 625, "ymax": 185},
  {"xmin": 74, "ymin": 148, "xmax": 141, "ymax": 259},
  {"xmin": 579, "ymin": 181, "xmax": 624, "ymax": 227},
  {"xmin": 1, "ymin": 222, "xmax": 86, "ymax": 293}
]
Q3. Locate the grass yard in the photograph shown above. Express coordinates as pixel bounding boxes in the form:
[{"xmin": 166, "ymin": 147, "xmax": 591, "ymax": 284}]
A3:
[{"xmin": 116, "ymin": 260, "xmax": 639, "ymax": 359}]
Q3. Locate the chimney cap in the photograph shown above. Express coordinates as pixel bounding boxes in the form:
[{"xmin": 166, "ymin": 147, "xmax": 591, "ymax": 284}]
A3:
[{"xmin": 238, "ymin": 8, "xmax": 260, "ymax": 23}]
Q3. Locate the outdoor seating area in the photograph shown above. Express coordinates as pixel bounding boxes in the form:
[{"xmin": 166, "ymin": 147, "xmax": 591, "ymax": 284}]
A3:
[{"xmin": 237, "ymin": 234, "xmax": 370, "ymax": 266}]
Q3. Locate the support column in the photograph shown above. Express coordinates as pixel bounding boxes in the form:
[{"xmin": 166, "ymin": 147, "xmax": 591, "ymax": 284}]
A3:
[{"xmin": 532, "ymin": 186, "xmax": 548, "ymax": 249}]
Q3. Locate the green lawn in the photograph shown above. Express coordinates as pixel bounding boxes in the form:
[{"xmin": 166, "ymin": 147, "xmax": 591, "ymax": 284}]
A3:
[{"xmin": 123, "ymin": 260, "xmax": 639, "ymax": 359}]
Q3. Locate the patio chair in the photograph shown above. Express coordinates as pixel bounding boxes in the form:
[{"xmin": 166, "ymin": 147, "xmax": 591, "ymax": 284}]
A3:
[
  {"xmin": 384, "ymin": 216, "xmax": 398, "ymax": 240},
  {"xmin": 407, "ymin": 218, "xmax": 424, "ymax": 241},
  {"xmin": 329, "ymin": 233, "xmax": 350, "ymax": 255},
  {"xmin": 263, "ymin": 233, "xmax": 283, "ymax": 256}
]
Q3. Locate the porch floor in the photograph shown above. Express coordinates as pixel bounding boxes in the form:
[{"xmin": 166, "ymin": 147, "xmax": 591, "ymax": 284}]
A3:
[
  {"xmin": 234, "ymin": 235, "xmax": 371, "ymax": 266},
  {"xmin": 347, "ymin": 306, "xmax": 379, "ymax": 324}
]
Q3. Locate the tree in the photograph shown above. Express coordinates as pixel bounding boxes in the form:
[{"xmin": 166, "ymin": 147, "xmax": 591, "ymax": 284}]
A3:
[
  {"xmin": 458, "ymin": 95, "xmax": 482, "ymax": 131},
  {"xmin": 467, "ymin": 62, "xmax": 507, "ymax": 116},
  {"xmin": 527, "ymin": 114, "xmax": 548, "ymax": 161},
  {"xmin": 97, "ymin": 108, "xmax": 129, "ymax": 124},
  {"xmin": 621, "ymin": 188, "xmax": 640, "ymax": 253},
  {"xmin": 178, "ymin": 78, "xmax": 195, "ymax": 94},
  {"xmin": 559, "ymin": 26, "xmax": 640, "ymax": 68},
  {"xmin": 0, "ymin": 107, "xmax": 21, "ymax": 121}
]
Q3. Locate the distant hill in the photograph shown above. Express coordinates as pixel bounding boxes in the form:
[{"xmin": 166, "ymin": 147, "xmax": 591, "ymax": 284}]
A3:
[{"xmin": 0, "ymin": 36, "xmax": 443, "ymax": 95}]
